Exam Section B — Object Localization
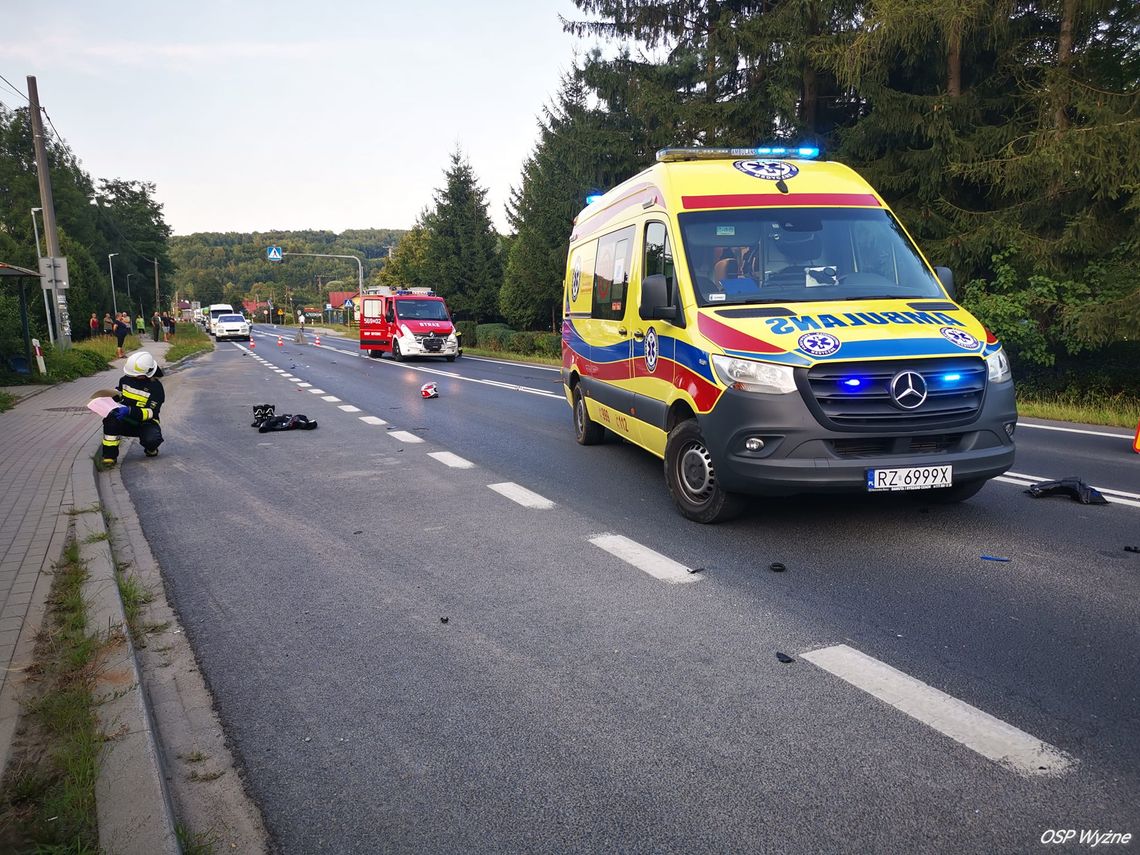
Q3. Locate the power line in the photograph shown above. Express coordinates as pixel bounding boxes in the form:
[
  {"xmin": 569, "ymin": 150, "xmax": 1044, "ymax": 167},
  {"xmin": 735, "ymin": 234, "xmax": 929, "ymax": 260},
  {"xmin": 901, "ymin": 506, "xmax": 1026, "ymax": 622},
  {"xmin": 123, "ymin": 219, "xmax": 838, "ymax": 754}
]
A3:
[
  {"xmin": 41, "ymin": 107, "xmax": 63, "ymax": 142},
  {"xmin": 0, "ymin": 73, "xmax": 28, "ymax": 102}
]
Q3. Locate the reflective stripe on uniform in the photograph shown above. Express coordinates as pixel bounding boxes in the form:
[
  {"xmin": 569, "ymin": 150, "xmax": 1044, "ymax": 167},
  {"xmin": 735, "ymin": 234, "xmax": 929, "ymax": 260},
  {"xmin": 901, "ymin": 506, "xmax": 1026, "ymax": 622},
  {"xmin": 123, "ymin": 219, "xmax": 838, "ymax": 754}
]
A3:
[
  {"xmin": 140, "ymin": 407, "xmax": 152, "ymax": 421},
  {"xmin": 120, "ymin": 388, "xmax": 149, "ymax": 404},
  {"xmin": 102, "ymin": 436, "xmax": 121, "ymax": 445}
]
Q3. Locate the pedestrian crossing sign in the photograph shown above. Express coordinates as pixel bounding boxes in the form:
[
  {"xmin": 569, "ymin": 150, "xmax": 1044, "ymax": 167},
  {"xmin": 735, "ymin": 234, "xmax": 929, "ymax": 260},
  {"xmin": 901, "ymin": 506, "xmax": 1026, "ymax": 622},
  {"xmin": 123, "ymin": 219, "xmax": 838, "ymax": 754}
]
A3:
[{"xmin": 267, "ymin": 246, "xmax": 283, "ymax": 261}]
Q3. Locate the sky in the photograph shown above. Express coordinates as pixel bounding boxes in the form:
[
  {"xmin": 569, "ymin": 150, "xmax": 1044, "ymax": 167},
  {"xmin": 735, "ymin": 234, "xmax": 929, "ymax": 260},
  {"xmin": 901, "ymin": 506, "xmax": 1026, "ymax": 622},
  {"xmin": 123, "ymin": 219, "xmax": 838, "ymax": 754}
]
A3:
[{"xmin": 3, "ymin": 0, "xmax": 592, "ymax": 236}]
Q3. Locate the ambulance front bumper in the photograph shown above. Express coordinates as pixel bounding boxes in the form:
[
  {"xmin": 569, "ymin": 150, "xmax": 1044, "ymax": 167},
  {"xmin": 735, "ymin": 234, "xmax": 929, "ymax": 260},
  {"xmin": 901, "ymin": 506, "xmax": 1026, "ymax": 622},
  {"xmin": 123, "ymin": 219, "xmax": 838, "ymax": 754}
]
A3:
[{"xmin": 699, "ymin": 382, "xmax": 1017, "ymax": 496}]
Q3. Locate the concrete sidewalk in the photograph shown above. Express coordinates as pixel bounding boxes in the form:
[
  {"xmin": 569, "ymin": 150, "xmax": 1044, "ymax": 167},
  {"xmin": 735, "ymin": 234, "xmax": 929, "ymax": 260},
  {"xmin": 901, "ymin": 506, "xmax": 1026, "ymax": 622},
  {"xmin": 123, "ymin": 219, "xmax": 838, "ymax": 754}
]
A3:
[{"xmin": 0, "ymin": 339, "xmax": 176, "ymax": 851}]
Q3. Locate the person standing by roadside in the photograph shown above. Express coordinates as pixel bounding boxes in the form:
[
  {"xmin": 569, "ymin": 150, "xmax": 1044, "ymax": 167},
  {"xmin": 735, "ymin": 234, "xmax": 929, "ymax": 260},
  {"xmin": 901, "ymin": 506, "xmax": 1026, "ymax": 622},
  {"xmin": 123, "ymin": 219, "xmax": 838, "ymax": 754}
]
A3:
[
  {"xmin": 103, "ymin": 312, "xmax": 113, "ymax": 336},
  {"xmin": 163, "ymin": 312, "xmax": 176, "ymax": 341},
  {"xmin": 89, "ymin": 313, "xmax": 99, "ymax": 338},
  {"xmin": 135, "ymin": 313, "xmax": 145, "ymax": 337},
  {"xmin": 113, "ymin": 312, "xmax": 130, "ymax": 358},
  {"xmin": 151, "ymin": 311, "xmax": 162, "ymax": 343}
]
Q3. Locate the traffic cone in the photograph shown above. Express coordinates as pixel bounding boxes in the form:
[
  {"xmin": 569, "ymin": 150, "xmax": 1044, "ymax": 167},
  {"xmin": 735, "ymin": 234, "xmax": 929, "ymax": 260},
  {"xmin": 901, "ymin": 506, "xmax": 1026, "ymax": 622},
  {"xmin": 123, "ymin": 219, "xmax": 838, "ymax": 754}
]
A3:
[
  {"xmin": 315, "ymin": 334, "xmax": 321, "ymax": 346},
  {"xmin": 277, "ymin": 336, "xmax": 283, "ymax": 347},
  {"xmin": 249, "ymin": 338, "xmax": 255, "ymax": 349},
  {"xmin": 1132, "ymin": 419, "xmax": 1140, "ymax": 454}
]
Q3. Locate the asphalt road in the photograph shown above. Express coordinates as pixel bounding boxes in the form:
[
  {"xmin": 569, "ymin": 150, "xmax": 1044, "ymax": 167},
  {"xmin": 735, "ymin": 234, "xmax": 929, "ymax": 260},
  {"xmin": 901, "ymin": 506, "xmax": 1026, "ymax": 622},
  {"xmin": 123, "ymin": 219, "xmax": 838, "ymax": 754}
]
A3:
[{"xmin": 120, "ymin": 330, "xmax": 1140, "ymax": 854}]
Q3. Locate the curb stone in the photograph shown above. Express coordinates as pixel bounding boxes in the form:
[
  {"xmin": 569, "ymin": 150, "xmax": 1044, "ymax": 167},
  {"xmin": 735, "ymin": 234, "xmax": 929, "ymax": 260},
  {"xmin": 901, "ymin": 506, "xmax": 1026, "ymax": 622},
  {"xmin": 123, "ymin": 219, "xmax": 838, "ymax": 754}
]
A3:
[{"xmin": 73, "ymin": 440, "xmax": 180, "ymax": 855}]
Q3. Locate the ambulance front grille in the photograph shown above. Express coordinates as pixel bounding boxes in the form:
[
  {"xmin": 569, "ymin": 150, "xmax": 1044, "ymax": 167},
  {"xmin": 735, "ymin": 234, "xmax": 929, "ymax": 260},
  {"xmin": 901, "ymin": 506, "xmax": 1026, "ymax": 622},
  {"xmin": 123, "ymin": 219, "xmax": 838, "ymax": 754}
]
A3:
[{"xmin": 804, "ymin": 357, "xmax": 986, "ymax": 429}]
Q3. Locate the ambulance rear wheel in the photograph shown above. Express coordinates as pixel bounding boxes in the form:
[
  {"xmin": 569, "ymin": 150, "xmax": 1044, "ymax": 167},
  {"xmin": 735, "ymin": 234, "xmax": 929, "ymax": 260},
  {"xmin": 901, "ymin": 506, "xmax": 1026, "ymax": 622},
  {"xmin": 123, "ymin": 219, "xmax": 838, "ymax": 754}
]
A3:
[
  {"xmin": 572, "ymin": 385, "xmax": 604, "ymax": 445},
  {"xmin": 665, "ymin": 420, "xmax": 742, "ymax": 523},
  {"xmin": 392, "ymin": 340, "xmax": 405, "ymax": 362}
]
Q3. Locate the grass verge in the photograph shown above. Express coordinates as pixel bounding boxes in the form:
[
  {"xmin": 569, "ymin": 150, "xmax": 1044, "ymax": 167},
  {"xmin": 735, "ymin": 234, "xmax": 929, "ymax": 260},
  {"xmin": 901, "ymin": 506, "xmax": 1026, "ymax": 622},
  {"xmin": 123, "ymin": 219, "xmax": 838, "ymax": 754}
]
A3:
[
  {"xmin": 114, "ymin": 563, "xmax": 155, "ymax": 647},
  {"xmin": 0, "ymin": 390, "xmax": 16, "ymax": 412},
  {"xmin": 1017, "ymin": 392, "xmax": 1140, "ymax": 430},
  {"xmin": 165, "ymin": 323, "xmax": 214, "ymax": 363},
  {"xmin": 0, "ymin": 538, "xmax": 100, "ymax": 854}
]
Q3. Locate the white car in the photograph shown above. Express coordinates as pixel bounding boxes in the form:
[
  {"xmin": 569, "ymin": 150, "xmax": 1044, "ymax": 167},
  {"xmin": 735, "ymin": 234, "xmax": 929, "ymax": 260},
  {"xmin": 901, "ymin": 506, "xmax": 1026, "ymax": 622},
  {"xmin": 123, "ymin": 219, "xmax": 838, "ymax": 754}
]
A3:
[{"xmin": 214, "ymin": 314, "xmax": 250, "ymax": 341}]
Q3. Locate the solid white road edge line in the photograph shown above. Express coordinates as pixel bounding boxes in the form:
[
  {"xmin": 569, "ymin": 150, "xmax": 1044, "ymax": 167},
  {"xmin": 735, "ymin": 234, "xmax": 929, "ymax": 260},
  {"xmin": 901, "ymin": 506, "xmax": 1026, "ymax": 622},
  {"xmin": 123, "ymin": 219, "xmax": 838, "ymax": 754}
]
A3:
[
  {"xmin": 388, "ymin": 430, "xmax": 424, "ymax": 444},
  {"xmin": 428, "ymin": 451, "xmax": 475, "ymax": 469},
  {"xmin": 800, "ymin": 644, "xmax": 1075, "ymax": 776},
  {"xmin": 338, "ymin": 405, "xmax": 361, "ymax": 413},
  {"xmin": 1017, "ymin": 421, "xmax": 1131, "ymax": 439},
  {"xmin": 364, "ymin": 359, "xmax": 562, "ymax": 399},
  {"xmin": 588, "ymin": 534, "xmax": 699, "ymax": 585},
  {"xmin": 488, "ymin": 482, "xmax": 555, "ymax": 509},
  {"xmin": 359, "ymin": 416, "xmax": 387, "ymax": 426},
  {"xmin": 1004, "ymin": 471, "xmax": 1140, "ymax": 500},
  {"xmin": 996, "ymin": 474, "xmax": 1140, "ymax": 508}
]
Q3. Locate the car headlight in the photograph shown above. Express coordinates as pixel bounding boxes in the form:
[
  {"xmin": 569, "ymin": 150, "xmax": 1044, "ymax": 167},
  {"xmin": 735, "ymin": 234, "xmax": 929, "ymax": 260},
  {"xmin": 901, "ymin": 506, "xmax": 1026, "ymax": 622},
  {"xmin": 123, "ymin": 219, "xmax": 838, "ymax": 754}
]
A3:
[
  {"xmin": 711, "ymin": 355, "xmax": 797, "ymax": 394},
  {"xmin": 986, "ymin": 349, "xmax": 1012, "ymax": 383}
]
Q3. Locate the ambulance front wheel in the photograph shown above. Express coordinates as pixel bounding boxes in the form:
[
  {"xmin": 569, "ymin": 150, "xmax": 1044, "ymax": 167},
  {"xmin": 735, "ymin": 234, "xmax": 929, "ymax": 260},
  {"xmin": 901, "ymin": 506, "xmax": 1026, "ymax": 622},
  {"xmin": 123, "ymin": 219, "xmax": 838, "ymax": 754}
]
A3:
[
  {"xmin": 572, "ymin": 385, "xmax": 604, "ymax": 445},
  {"xmin": 665, "ymin": 420, "xmax": 743, "ymax": 523}
]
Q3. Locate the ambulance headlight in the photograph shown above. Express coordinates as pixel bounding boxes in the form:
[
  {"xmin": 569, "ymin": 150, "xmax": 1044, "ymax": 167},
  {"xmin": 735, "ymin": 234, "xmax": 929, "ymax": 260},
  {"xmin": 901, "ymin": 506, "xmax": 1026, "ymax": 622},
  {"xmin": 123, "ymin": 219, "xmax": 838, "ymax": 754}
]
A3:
[
  {"xmin": 986, "ymin": 349, "xmax": 1012, "ymax": 384},
  {"xmin": 712, "ymin": 355, "xmax": 797, "ymax": 394}
]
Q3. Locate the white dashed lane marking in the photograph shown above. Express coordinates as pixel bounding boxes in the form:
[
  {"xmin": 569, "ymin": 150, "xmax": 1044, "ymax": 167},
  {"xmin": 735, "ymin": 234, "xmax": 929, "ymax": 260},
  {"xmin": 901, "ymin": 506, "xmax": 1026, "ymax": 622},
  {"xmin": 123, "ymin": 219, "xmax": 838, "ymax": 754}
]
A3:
[
  {"xmin": 388, "ymin": 430, "xmax": 423, "ymax": 444},
  {"xmin": 588, "ymin": 534, "xmax": 699, "ymax": 585},
  {"xmin": 338, "ymin": 405, "xmax": 361, "ymax": 413},
  {"xmin": 428, "ymin": 451, "xmax": 474, "ymax": 469},
  {"xmin": 308, "ymin": 389, "xmax": 326, "ymax": 395},
  {"xmin": 298, "ymin": 383, "xmax": 312, "ymax": 388},
  {"xmin": 488, "ymin": 482, "xmax": 554, "ymax": 509},
  {"xmin": 322, "ymin": 395, "xmax": 341, "ymax": 402},
  {"xmin": 359, "ymin": 416, "xmax": 387, "ymax": 426},
  {"xmin": 800, "ymin": 644, "xmax": 1075, "ymax": 776}
]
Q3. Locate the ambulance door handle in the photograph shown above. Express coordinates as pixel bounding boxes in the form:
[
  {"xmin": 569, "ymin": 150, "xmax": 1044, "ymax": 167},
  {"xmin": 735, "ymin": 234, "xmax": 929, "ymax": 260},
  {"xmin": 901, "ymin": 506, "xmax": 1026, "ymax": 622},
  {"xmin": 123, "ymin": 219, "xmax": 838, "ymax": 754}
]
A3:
[{"xmin": 633, "ymin": 330, "xmax": 645, "ymax": 340}]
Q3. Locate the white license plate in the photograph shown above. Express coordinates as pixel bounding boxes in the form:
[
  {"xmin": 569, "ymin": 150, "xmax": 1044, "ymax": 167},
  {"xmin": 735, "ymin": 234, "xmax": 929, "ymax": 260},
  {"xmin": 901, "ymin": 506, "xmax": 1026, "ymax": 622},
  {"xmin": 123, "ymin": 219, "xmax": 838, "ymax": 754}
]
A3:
[{"xmin": 867, "ymin": 465, "xmax": 952, "ymax": 492}]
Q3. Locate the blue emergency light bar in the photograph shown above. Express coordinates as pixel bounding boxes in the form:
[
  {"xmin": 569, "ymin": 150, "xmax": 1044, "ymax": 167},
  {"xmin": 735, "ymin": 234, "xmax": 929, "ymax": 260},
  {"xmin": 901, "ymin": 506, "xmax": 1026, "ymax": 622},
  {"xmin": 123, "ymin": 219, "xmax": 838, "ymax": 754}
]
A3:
[
  {"xmin": 585, "ymin": 193, "xmax": 605, "ymax": 205},
  {"xmin": 657, "ymin": 145, "xmax": 822, "ymax": 163}
]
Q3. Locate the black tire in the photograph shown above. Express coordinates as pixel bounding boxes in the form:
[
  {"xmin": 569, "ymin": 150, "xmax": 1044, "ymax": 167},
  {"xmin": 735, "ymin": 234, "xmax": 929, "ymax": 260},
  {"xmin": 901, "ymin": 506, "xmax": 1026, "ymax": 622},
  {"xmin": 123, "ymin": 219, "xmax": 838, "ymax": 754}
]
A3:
[
  {"xmin": 445, "ymin": 354, "xmax": 457, "ymax": 362},
  {"xmin": 927, "ymin": 478, "xmax": 987, "ymax": 503},
  {"xmin": 664, "ymin": 419, "xmax": 743, "ymax": 523},
  {"xmin": 392, "ymin": 340, "xmax": 405, "ymax": 362},
  {"xmin": 572, "ymin": 384, "xmax": 604, "ymax": 445},
  {"xmin": 367, "ymin": 348, "xmax": 381, "ymax": 359}
]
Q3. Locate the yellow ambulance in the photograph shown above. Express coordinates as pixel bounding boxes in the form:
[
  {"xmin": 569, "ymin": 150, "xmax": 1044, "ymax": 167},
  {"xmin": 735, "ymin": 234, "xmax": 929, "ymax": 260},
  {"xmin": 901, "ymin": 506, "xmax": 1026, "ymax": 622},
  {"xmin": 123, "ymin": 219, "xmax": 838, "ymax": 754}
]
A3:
[{"xmin": 561, "ymin": 146, "xmax": 1016, "ymax": 522}]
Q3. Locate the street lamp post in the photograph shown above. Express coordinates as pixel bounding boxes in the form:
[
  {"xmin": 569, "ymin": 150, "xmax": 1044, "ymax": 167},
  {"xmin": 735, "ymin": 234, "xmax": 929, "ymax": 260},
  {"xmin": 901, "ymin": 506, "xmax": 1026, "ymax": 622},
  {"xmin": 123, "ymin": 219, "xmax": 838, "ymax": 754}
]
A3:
[
  {"xmin": 107, "ymin": 253, "xmax": 119, "ymax": 316},
  {"xmin": 30, "ymin": 207, "xmax": 54, "ymax": 346},
  {"xmin": 140, "ymin": 255, "xmax": 160, "ymax": 313}
]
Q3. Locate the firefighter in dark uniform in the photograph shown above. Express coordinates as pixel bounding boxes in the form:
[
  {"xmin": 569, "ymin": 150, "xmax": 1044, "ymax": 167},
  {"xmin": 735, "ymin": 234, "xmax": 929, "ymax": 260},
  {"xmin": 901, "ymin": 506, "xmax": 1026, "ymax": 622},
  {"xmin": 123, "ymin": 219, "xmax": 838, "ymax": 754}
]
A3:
[{"xmin": 102, "ymin": 351, "xmax": 165, "ymax": 465}]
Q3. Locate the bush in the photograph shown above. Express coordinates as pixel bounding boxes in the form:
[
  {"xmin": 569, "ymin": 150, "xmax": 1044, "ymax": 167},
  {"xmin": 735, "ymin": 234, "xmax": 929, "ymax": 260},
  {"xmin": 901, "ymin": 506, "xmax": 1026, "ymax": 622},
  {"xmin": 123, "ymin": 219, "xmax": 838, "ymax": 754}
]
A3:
[
  {"xmin": 43, "ymin": 343, "xmax": 109, "ymax": 381},
  {"xmin": 456, "ymin": 320, "xmax": 478, "ymax": 347},
  {"xmin": 536, "ymin": 333, "xmax": 562, "ymax": 358},
  {"xmin": 479, "ymin": 326, "xmax": 515, "ymax": 352}
]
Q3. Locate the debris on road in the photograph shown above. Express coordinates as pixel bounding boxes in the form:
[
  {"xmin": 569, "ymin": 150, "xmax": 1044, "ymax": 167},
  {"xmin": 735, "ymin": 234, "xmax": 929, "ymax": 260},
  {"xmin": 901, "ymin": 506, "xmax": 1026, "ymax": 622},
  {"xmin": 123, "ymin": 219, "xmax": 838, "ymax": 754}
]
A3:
[
  {"xmin": 251, "ymin": 403, "xmax": 275, "ymax": 427},
  {"xmin": 421, "ymin": 382, "xmax": 439, "ymax": 399},
  {"xmin": 1125, "ymin": 545, "xmax": 1140, "ymax": 553},
  {"xmin": 687, "ymin": 567, "xmax": 704, "ymax": 574},
  {"xmin": 981, "ymin": 555, "xmax": 1011, "ymax": 562},
  {"xmin": 776, "ymin": 652, "xmax": 795, "ymax": 663},
  {"xmin": 257, "ymin": 414, "xmax": 318, "ymax": 433},
  {"xmin": 770, "ymin": 562, "xmax": 786, "ymax": 572},
  {"xmin": 440, "ymin": 617, "xmax": 449, "ymax": 624},
  {"xmin": 1024, "ymin": 477, "xmax": 1109, "ymax": 505}
]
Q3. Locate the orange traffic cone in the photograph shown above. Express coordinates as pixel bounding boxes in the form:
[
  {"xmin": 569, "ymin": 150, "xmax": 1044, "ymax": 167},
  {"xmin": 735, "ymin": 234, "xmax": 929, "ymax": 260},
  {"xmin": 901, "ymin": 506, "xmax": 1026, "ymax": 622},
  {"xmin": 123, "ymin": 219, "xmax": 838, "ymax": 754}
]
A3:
[
  {"xmin": 315, "ymin": 334, "xmax": 321, "ymax": 346},
  {"xmin": 277, "ymin": 336, "xmax": 283, "ymax": 347},
  {"xmin": 1132, "ymin": 420, "xmax": 1140, "ymax": 454},
  {"xmin": 249, "ymin": 338, "xmax": 255, "ymax": 349}
]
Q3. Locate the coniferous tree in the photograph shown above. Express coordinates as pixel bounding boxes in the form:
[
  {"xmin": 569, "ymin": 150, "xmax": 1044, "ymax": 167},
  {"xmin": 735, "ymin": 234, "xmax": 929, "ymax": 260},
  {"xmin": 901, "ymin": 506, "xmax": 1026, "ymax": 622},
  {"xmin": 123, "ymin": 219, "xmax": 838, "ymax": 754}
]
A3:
[{"xmin": 421, "ymin": 151, "xmax": 503, "ymax": 322}]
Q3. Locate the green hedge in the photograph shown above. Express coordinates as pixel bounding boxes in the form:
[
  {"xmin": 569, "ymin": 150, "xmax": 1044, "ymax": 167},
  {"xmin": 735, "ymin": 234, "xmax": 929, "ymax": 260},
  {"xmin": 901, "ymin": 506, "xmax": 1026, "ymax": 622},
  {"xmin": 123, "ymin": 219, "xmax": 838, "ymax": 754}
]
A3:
[{"xmin": 456, "ymin": 320, "xmax": 478, "ymax": 347}]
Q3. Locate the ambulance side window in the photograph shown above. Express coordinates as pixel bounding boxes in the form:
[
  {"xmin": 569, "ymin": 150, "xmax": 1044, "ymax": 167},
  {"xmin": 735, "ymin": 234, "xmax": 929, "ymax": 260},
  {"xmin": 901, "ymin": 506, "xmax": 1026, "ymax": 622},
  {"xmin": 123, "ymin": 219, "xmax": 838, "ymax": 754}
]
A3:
[
  {"xmin": 644, "ymin": 222, "xmax": 676, "ymax": 303},
  {"xmin": 592, "ymin": 226, "xmax": 636, "ymax": 321}
]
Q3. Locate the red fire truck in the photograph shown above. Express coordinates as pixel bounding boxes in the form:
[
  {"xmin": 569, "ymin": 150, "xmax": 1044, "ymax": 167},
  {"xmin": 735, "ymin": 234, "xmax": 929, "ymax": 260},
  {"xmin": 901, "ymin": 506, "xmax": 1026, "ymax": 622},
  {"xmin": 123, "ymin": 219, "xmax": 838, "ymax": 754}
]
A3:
[{"xmin": 358, "ymin": 287, "xmax": 460, "ymax": 362}]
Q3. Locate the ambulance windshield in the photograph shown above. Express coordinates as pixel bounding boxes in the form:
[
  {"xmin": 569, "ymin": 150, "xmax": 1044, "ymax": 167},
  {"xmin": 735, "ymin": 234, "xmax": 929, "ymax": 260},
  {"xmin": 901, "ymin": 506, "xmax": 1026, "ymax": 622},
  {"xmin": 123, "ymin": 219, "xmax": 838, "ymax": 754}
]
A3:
[
  {"xmin": 678, "ymin": 207, "xmax": 944, "ymax": 306},
  {"xmin": 396, "ymin": 299, "xmax": 451, "ymax": 321}
]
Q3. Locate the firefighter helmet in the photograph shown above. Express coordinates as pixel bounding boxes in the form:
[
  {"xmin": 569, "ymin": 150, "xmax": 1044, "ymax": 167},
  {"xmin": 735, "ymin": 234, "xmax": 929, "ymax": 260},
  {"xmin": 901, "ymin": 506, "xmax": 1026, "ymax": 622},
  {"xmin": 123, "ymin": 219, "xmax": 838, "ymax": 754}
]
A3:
[{"xmin": 125, "ymin": 351, "xmax": 158, "ymax": 378}]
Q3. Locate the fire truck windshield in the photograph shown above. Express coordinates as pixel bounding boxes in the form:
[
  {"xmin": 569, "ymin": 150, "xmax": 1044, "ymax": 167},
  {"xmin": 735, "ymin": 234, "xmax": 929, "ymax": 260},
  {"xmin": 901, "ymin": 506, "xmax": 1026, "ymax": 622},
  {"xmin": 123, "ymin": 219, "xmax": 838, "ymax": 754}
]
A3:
[{"xmin": 396, "ymin": 299, "xmax": 451, "ymax": 321}]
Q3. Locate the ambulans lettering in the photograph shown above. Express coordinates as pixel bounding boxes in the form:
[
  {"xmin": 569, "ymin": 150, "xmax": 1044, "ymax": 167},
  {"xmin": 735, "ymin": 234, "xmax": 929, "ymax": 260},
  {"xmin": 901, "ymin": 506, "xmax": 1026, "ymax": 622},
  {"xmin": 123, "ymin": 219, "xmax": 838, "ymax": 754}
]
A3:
[{"xmin": 765, "ymin": 310, "xmax": 966, "ymax": 336}]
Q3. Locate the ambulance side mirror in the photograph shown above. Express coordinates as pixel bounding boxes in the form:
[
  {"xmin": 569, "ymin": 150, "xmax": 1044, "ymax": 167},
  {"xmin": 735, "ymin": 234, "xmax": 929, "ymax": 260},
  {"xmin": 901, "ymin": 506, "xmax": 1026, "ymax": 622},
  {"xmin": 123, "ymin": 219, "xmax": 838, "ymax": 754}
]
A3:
[
  {"xmin": 934, "ymin": 266, "xmax": 955, "ymax": 299},
  {"xmin": 640, "ymin": 274, "xmax": 679, "ymax": 323}
]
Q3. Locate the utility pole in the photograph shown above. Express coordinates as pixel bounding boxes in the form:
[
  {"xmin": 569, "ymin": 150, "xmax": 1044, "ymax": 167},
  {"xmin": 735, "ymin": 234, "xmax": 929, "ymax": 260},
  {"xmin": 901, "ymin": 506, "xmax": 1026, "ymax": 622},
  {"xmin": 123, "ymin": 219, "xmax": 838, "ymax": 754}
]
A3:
[
  {"xmin": 27, "ymin": 76, "xmax": 71, "ymax": 348},
  {"xmin": 142, "ymin": 255, "xmax": 160, "ymax": 313}
]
